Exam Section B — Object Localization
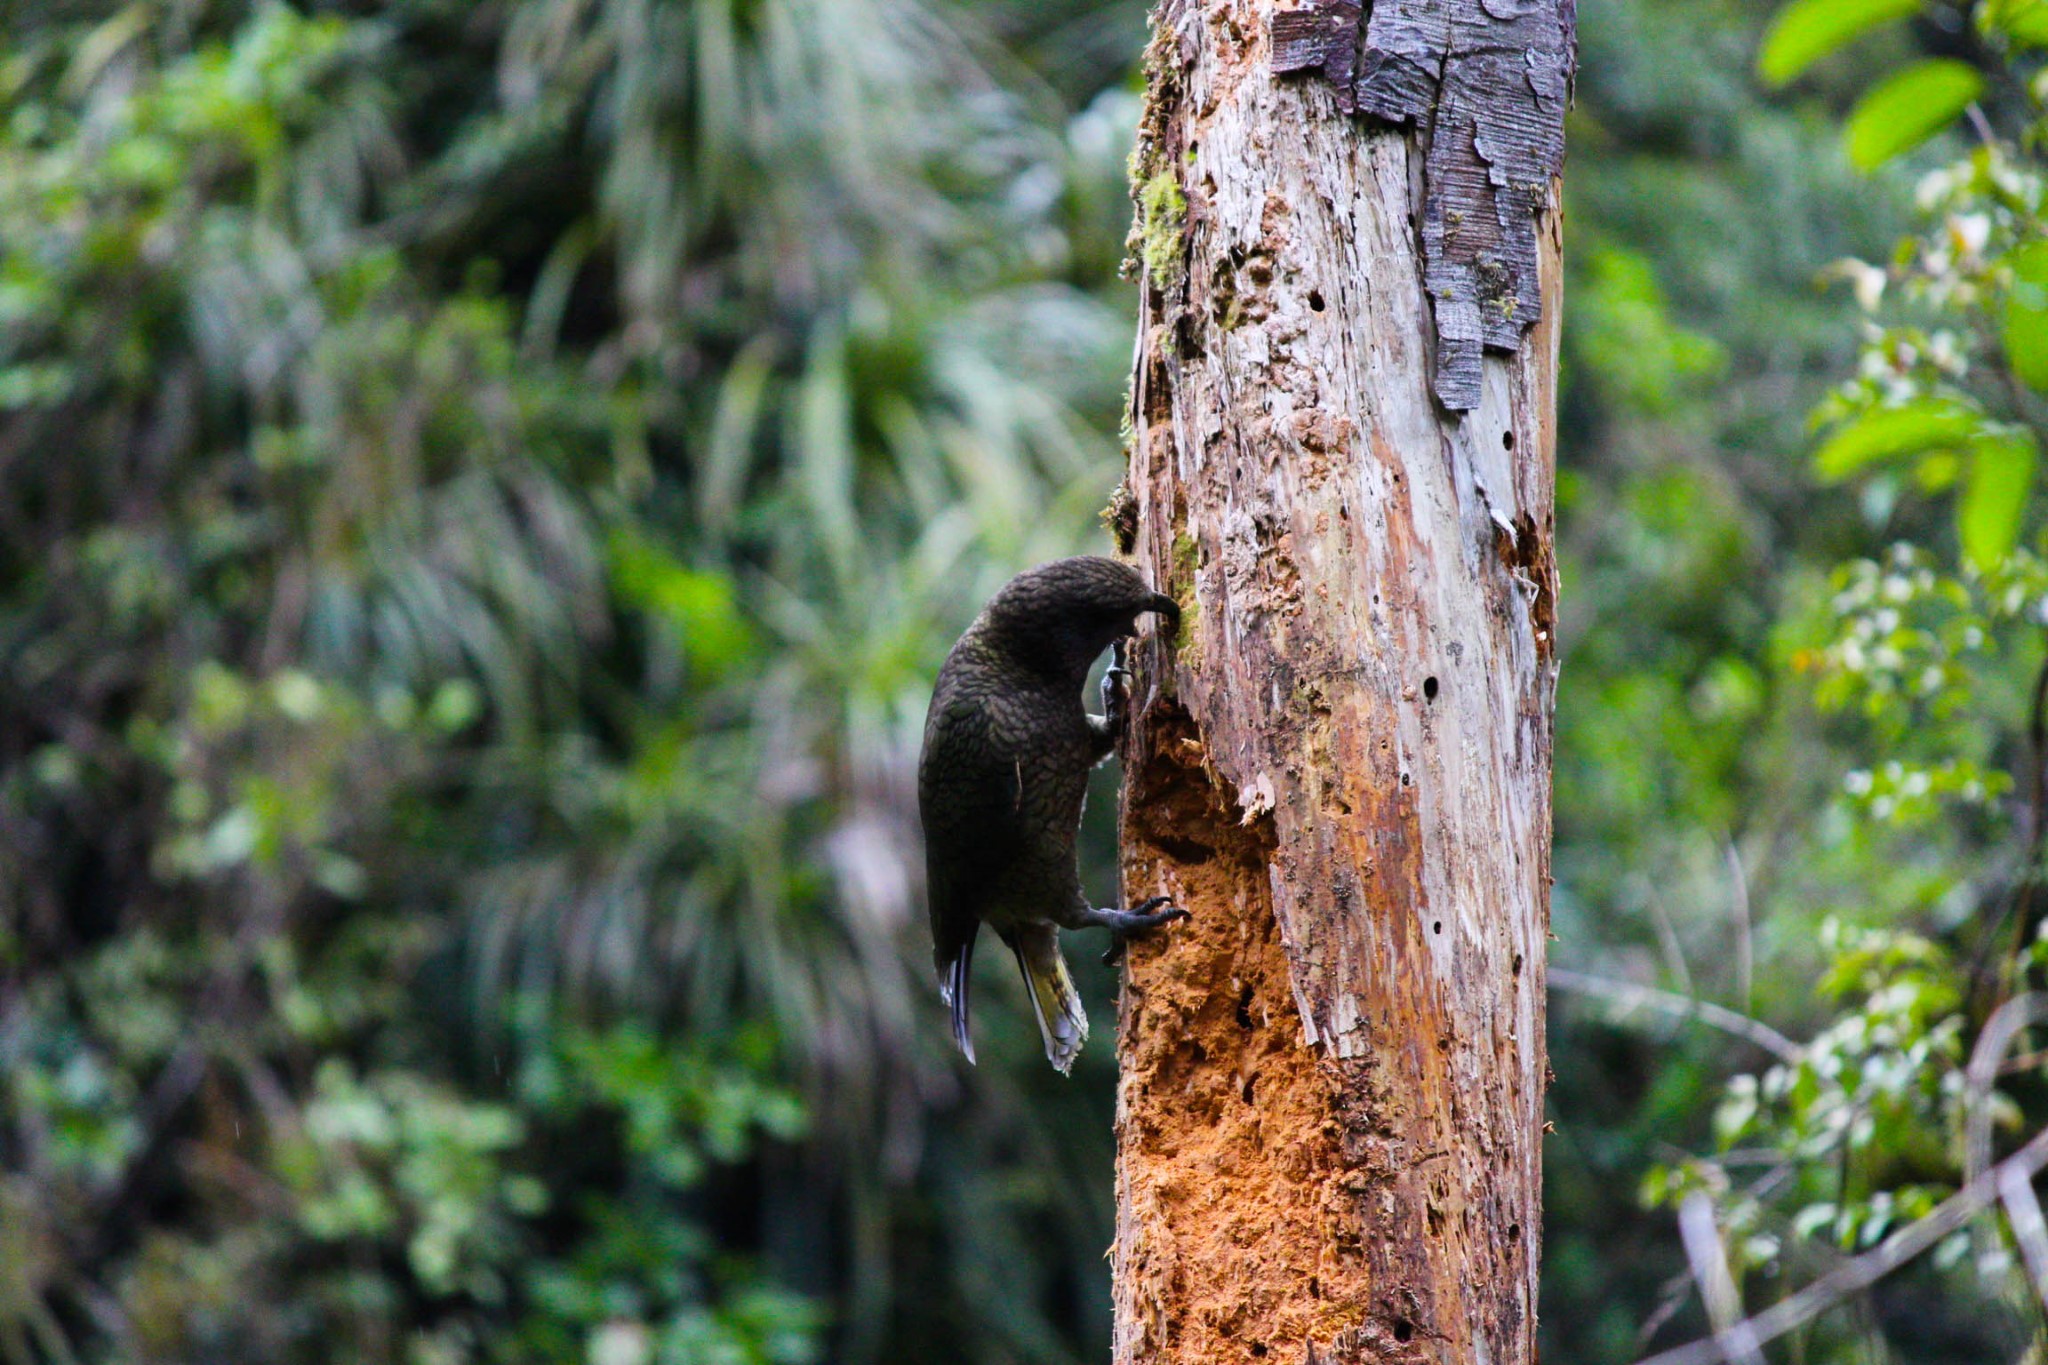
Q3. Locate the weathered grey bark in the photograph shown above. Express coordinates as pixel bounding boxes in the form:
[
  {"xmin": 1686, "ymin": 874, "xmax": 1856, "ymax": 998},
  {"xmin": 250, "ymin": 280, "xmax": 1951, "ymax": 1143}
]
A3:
[{"xmin": 1109, "ymin": 2, "xmax": 1568, "ymax": 1362}]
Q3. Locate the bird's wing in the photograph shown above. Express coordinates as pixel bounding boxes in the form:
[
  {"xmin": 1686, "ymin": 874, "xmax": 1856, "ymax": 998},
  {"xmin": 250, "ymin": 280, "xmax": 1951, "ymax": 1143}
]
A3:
[{"xmin": 918, "ymin": 681, "xmax": 1025, "ymax": 1063}]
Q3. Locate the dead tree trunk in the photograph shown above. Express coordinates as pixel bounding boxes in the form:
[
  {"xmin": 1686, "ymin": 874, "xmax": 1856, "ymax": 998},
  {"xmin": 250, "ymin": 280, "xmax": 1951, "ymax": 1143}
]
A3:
[{"xmin": 1110, "ymin": 3, "xmax": 1570, "ymax": 1363}]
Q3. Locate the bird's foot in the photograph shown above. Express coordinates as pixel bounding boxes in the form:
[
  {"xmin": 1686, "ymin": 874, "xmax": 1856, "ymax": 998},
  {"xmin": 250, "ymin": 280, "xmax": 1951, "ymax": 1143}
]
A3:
[{"xmin": 1099, "ymin": 895, "xmax": 1191, "ymax": 965}]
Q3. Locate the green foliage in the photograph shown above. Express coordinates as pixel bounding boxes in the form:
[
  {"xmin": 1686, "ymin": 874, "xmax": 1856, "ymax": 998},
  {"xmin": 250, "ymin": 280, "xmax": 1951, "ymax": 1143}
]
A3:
[
  {"xmin": 18, "ymin": 0, "xmax": 2048, "ymax": 1361},
  {"xmin": 1647, "ymin": 921, "xmax": 1965, "ymax": 1272},
  {"xmin": 1625, "ymin": 1, "xmax": 2048, "ymax": 1355},
  {"xmin": 1812, "ymin": 397, "xmax": 1985, "ymax": 480},
  {"xmin": 1804, "ymin": 129, "xmax": 2048, "ymax": 567},
  {"xmin": 1984, "ymin": 0, "xmax": 2048, "ymax": 47},
  {"xmin": 1, "ymin": 0, "xmax": 1138, "ymax": 1359},
  {"xmin": 1758, "ymin": 0, "xmax": 1921, "ymax": 85},
  {"xmin": 1760, "ymin": 0, "xmax": 2011, "ymax": 173},
  {"xmin": 1573, "ymin": 246, "xmax": 1729, "ymax": 414},
  {"xmin": 1845, "ymin": 59, "xmax": 1987, "ymax": 170}
]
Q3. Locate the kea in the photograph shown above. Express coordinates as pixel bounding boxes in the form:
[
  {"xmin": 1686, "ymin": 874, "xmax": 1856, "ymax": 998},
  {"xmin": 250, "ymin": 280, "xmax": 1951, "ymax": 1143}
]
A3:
[{"xmin": 918, "ymin": 555, "xmax": 1188, "ymax": 1073}]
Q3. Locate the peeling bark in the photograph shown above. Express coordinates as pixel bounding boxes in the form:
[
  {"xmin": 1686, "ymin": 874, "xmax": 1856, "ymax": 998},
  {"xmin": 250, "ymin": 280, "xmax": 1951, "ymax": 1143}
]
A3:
[
  {"xmin": 1111, "ymin": 2, "xmax": 1565, "ymax": 1362},
  {"xmin": 1271, "ymin": 0, "xmax": 1573, "ymax": 410}
]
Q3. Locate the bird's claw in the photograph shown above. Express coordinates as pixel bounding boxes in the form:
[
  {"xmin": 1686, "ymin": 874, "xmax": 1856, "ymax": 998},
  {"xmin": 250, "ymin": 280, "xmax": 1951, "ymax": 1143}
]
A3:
[
  {"xmin": 1101, "ymin": 640, "xmax": 1132, "ymax": 734},
  {"xmin": 1101, "ymin": 895, "xmax": 1191, "ymax": 966}
]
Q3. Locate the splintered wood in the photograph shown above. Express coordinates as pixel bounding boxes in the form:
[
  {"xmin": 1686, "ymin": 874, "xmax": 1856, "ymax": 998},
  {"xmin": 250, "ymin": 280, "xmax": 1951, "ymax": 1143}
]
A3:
[{"xmin": 1112, "ymin": 2, "xmax": 1568, "ymax": 1362}]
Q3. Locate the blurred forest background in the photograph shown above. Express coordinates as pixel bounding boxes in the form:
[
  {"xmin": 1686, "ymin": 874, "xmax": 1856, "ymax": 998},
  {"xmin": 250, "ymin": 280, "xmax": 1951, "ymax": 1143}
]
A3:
[{"xmin": 14, "ymin": 0, "xmax": 2048, "ymax": 1361}]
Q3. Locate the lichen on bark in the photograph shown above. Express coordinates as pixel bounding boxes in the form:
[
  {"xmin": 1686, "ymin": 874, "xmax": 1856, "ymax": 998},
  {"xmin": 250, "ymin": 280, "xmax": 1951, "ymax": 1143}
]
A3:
[
  {"xmin": 1136, "ymin": 171, "xmax": 1191, "ymax": 289},
  {"xmin": 1271, "ymin": 0, "xmax": 1575, "ymax": 410}
]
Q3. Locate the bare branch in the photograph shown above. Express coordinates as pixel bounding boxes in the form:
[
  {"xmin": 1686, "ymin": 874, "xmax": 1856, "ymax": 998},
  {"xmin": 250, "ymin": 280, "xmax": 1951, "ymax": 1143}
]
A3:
[
  {"xmin": 1677, "ymin": 1193, "xmax": 1766, "ymax": 1365},
  {"xmin": 1724, "ymin": 841, "xmax": 1754, "ymax": 1015},
  {"xmin": 1632, "ymin": 1123, "xmax": 2048, "ymax": 1365},
  {"xmin": 1970, "ymin": 996, "xmax": 2048, "ymax": 1190},
  {"xmin": 1647, "ymin": 892, "xmax": 1697, "ymax": 1001},
  {"xmin": 2000, "ymin": 1161, "xmax": 2048, "ymax": 1308},
  {"xmin": 1969, "ymin": 994, "xmax": 2048, "ymax": 1289},
  {"xmin": 1549, "ymin": 968, "xmax": 1803, "ymax": 1064}
]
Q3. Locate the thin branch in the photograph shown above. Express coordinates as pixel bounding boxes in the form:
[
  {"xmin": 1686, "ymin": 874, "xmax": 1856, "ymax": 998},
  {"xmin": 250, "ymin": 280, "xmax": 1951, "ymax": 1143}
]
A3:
[
  {"xmin": 1647, "ymin": 892, "xmax": 1697, "ymax": 1001},
  {"xmin": 1964, "ymin": 639, "xmax": 2048, "ymax": 1012},
  {"xmin": 1725, "ymin": 841, "xmax": 1755, "ymax": 1016},
  {"xmin": 1969, "ymin": 995, "xmax": 2048, "ymax": 1198},
  {"xmin": 2031, "ymin": 639, "xmax": 2048, "ymax": 865},
  {"xmin": 1677, "ymin": 1192, "xmax": 1767, "ymax": 1365},
  {"xmin": 1638, "ymin": 1268, "xmax": 1698, "ymax": 1349},
  {"xmin": 1549, "ymin": 968, "xmax": 1803, "ymax": 1063},
  {"xmin": 1971, "ymin": 997, "xmax": 2048, "ymax": 1323},
  {"xmin": 1968, "ymin": 101, "xmax": 2000, "ymax": 150},
  {"xmin": 1631, "ymin": 1123, "xmax": 2048, "ymax": 1365},
  {"xmin": 2001, "ymin": 1161, "xmax": 2048, "ymax": 1308}
]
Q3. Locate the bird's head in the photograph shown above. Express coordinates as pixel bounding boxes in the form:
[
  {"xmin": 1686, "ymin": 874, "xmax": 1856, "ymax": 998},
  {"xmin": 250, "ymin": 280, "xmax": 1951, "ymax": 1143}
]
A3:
[{"xmin": 979, "ymin": 555, "xmax": 1180, "ymax": 679}]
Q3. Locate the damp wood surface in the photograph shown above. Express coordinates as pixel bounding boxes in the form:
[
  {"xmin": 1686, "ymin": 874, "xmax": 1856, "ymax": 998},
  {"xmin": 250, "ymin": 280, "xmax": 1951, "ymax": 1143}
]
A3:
[{"xmin": 1112, "ymin": 2, "xmax": 1564, "ymax": 1363}]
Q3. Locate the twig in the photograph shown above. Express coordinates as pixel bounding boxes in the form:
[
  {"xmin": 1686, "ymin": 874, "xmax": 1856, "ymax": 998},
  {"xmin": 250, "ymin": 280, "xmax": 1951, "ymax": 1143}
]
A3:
[
  {"xmin": 1631, "ymin": 1123, "xmax": 2048, "ymax": 1365},
  {"xmin": 1638, "ymin": 1269, "xmax": 1697, "ymax": 1349},
  {"xmin": 2001, "ymin": 1161, "xmax": 2048, "ymax": 1309},
  {"xmin": 1647, "ymin": 892, "xmax": 1697, "ymax": 1001},
  {"xmin": 1725, "ymin": 841, "xmax": 1754, "ymax": 1016},
  {"xmin": 2032, "ymin": 640, "xmax": 2048, "ymax": 866},
  {"xmin": 1549, "ymin": 968, "xmax": 1803, "ymax": 1064},
  {"xmin": 1965, "ymin": 639, "xmax": 2048, "ymax": 1016},
  {"xmin": 1969, "ymin": 996, "xmax": 2048, "ymax": 1201},
  {"xmin": 1678, "ymin": 1192, "xmax": 1767, "ymax": 1365},
  {"xmin": 1970, "ymin": 996, "xmax": 2048, "ymax": 1325},
  {"xmin": 1969, "ymin": 101, "xmax": 2000, "ymax": 150}
]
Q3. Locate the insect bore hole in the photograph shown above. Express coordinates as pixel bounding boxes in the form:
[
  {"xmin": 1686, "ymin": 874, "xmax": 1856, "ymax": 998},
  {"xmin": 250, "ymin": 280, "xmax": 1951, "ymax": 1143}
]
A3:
[
  {"xmin": 1422, "ymin": 675, "xmax": 1438, "ymax": 701},
  {"xmin": 1307, "ymin": 289, "xmax": 1325, "ymax": 312}
]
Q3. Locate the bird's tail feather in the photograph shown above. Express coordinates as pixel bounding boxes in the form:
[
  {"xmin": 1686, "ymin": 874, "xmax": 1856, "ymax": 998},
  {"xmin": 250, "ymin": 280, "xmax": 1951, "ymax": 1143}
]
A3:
[
  {"xmin": 1010, "ymin": 926, "xmax": 1088, "ymax": 1074},
  {"xmin": 940, "ymin": 939, "xmax": 977, "ymax": 1065}
]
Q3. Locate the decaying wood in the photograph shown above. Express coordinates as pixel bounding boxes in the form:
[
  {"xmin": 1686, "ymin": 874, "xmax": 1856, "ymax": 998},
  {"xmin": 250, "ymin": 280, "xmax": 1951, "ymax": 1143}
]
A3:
[{"xmin": 1111, "ymin": 2, "xmax": 1567, "ymax": 1362}]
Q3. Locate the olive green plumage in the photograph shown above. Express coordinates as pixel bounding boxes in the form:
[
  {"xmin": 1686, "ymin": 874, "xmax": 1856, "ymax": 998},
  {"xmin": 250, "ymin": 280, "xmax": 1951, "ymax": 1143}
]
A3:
[{"xmin": 918, "ymin": 556, "xmax": 1186, "ymax": 1073}]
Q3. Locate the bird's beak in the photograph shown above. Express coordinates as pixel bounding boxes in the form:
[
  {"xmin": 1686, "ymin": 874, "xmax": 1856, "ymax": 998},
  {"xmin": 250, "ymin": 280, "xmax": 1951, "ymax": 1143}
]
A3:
[{"xmin": 1146, "ymin": 592, "xmax": 1181, "ymax": 634}]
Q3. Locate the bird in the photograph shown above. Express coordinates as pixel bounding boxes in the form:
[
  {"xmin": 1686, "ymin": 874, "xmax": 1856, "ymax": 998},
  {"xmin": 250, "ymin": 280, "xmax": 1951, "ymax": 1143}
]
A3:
[{"xmin": 918, "ymin": 555, "xmax": 1189, "ymax": 1073}]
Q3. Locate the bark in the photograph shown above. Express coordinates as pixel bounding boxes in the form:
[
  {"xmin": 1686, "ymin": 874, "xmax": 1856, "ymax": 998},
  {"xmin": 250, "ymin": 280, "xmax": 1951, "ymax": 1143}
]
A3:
[{"xmin": 1110, "ymin": 2, "xmax": 1569, "ymax": 1363}]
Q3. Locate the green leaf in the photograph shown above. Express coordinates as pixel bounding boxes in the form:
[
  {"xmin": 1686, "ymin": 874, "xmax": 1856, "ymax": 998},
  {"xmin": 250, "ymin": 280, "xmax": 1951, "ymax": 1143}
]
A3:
[
  {"xmin": 2003, "ymin": 240, "xmax": 2048, "ymax": 390},
  {"xmin": 1758, "ymin": 0, "xmax": 1922, "ymax": 86},
  {"xmin": 1981, "ymin": 0, "xmax": 2048, "ymax": 48},
  {"xmin": 1960, "ymin": 432, "xmax": 2036, "ymax": 569},
  {"xmin": 1844, "ymin": 60, "xmax": 1985, "ymax": 170},
  {"xmin": 1813, "ymin": 400, "xmax": 1986, "ymax": 481},
  {"xmin": 1914, "ymin": 450, "xmax": 1962, "ymax": 491}
]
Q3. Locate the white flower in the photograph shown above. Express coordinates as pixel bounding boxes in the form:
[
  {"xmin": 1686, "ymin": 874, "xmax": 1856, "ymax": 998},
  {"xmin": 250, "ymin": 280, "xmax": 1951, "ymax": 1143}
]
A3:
[
  {"xmin": 1916, "ymin": 167, "xmax": 1956, "ymax": 212},
  {"xmin": 1839, "ymin": 258, "xmax": 1887, "ymax": 313},
  {"xmin": 1950, "ymin": 213, "xmax": 1991, "ymax": 259}
]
